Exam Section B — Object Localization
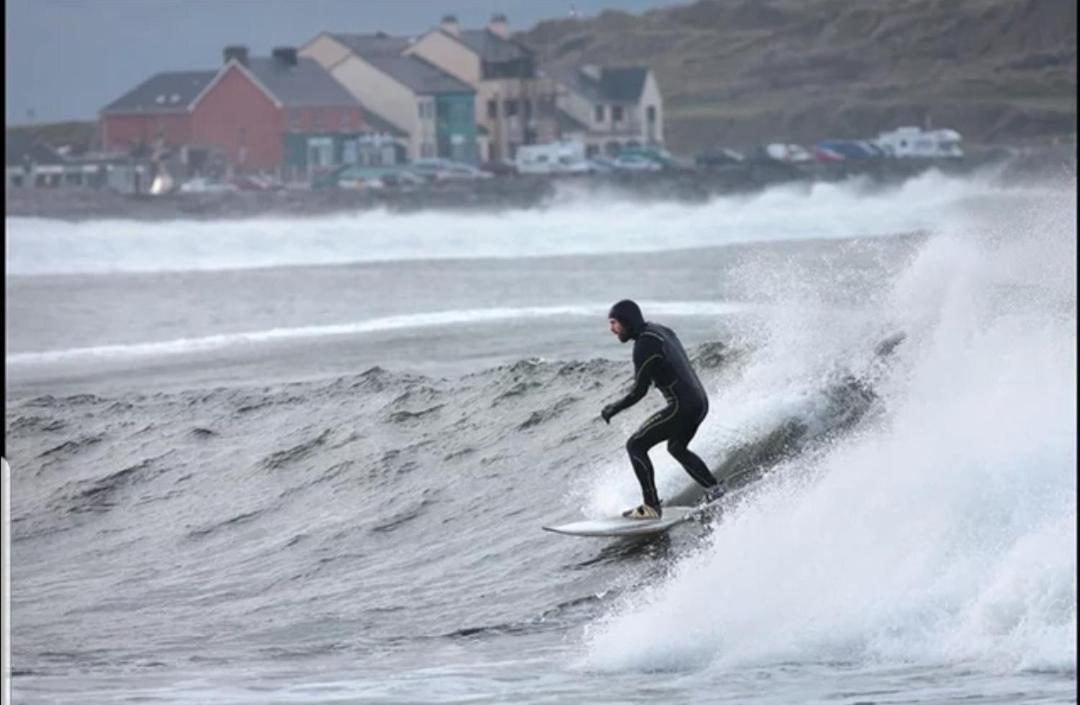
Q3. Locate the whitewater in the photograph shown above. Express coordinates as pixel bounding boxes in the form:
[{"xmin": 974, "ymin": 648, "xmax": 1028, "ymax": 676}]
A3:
[{"xmin": 5, "ymin": 169, "xmax": 1076, "ymax": 704}]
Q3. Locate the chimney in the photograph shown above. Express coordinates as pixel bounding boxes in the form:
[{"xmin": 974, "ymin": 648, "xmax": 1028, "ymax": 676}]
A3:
[
  {"xmin": 488, "ymin": 13, "xmax": 510, "ymax": 38},
  {"xmin": 440, "ymin": 14, "xmax": 460, "ymax": 37},
  {"xmin": 223, "ymin": 45, "xmax": 249, "ymax": 66},
  {"xmin": 272, "ymin": 46, "xmax": 298, "ymax": 67}
]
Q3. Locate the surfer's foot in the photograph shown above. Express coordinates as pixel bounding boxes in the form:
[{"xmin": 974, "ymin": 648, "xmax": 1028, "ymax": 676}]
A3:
[
  {"xmin": 622, "ymin": 503, "xmax": 662, "ymax": 520},
  {"xmin": 703, "ymin": 482, "xmax": 727, "ymax": 504}
]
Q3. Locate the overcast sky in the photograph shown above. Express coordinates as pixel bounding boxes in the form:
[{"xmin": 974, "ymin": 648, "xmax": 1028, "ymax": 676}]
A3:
[{"xmin": 5, "ymin": 0, "xmax": 687, "ymax": 125}]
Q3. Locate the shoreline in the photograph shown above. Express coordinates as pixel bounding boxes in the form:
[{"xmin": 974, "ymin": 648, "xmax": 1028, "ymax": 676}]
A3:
[{"xmin": 5, "ymin": 144, "xmax": 1073, "ymax": 222}]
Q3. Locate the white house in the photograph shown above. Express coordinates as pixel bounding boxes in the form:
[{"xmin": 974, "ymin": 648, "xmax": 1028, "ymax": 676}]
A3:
[{"xmin": 549, "ymin": 64, "xmax": 664, "ymax": 156}]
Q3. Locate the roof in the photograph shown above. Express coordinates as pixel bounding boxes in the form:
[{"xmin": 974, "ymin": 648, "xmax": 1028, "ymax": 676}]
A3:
[
  {"xmin": 331, "ymin": 33, "xmax": 474, "ymax": 95},
  {"xmin": 456, "ymin": 29, "xmax": 532, "ymax": 63},
  {"xmin": 556, "ymin": 108, "xmax": 590, "ymax": 133},
  {"xmin": 5, "ymin": 132, "xmax": 67, "ymax": 167},
  {"xmin": 331, "ymin": 33, "xmax": 411, "ymax": 56},
  {"xmin": 101, "ymin": 71, "xmax": 217, "ymax": 115},
  {"xmin": 555, "ymin": 66, "xmax": 650, "ymax": 104},
  {"xmin": 358, "ymin": 104, "xmax": 407, "ymax": 137},
  {"xmin": 244, "ymin": 57, "xmax": 359, "ymax": 107}
]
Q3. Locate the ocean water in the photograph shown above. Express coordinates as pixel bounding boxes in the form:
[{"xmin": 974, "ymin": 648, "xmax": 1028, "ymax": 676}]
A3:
[{"xmin": 5, "ymin": 170, "xmax": 1076, "ymax": 704}]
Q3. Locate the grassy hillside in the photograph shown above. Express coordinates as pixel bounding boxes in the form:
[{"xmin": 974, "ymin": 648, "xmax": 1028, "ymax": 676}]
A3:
[
  {"xmin": 518, "ymin": 0, "xmax": 1077, "ymax": 153},
  {"xmin": 6, "ymin": 121, "xmax": 98, "ymax": 154}
]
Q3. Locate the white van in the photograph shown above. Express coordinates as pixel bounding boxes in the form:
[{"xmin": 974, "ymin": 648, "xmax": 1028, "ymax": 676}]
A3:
[
  {"xmin": 875, "ymin": 127, "xmax": 964, "ymax": 158},
  {"xmin": 515, "ymin": 141, "xmax": 590, "ymax": 175}
]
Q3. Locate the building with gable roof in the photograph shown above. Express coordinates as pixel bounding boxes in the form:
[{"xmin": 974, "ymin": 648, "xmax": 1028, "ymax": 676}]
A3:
[
  {"xmin": 100, "ymin": 46, "xmax": 404, "ymax": 181},
  {"xmin": 550, "ymin": 64, "xmax": 665, "ymax": 156},
  {"xmin": 300, "ymin": 32, "xmax": 478, "ymax": 163},
  {"xmin": 404, "ymin": 14, "xmax": 559, "ymax": 161}
]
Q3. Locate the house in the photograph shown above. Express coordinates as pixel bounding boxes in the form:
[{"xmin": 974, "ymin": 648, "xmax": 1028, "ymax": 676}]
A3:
[
  {"xmin": 300, "ymin": 32, "xmax": 478, "ymax": 163},
  {"xmin": 6, "ymin": 132, "xmax": 68, "ymax": 188},
  {"xmin": 550, "ymin": 64, "xmax": 664, "ymax": 156},
  {"xmin": 100, "ymin": 70, "xmax": 216, "ymax": 159},
  {"xmin": 5, "ymin": 132, "xmax": 148, "ymax": 191},
  {"xmin": 100, "ymin": 46, "xmax": 400, "ymax": 182},
  {"xmin": 404, "ymin": 14, "xmax": 559, "ymax": 161}
]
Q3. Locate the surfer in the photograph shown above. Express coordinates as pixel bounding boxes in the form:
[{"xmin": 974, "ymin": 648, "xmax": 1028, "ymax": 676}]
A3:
[{"xmin": 602, "ymin": 299, "xmax": 726, "ymax": 519}]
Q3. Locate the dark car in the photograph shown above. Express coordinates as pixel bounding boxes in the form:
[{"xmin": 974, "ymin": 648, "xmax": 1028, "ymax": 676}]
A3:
[
  {"xmin": 695, "ymin": 147, "xmax": 745, "ymax": 168},
  {"xmin": 479, "ymin": 159, "xmax": 518, "ymax": 176}
]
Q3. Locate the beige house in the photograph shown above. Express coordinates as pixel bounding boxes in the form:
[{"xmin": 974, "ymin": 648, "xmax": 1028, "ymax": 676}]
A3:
[
  {"xmin": 405, "ymin": 14, "xmax": 559, "ymax": 161},
  {"xmin": 300, "ymin": 33, "xmax": 478, "ymax": 162},
  {"xmin": 551, "ymin": 64, "xmax": 665, "ymax": 156}
]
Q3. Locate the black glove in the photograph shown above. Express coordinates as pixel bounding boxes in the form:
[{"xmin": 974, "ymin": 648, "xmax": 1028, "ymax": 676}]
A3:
[{"xmin": 601, "ymin": 404, "xmax": 618, "ymax": 424}]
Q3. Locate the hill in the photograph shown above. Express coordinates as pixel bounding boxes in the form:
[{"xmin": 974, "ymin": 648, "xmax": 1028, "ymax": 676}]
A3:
[
  {"xmin": 517, "ymin": 0, "xmax": 1077, "ymax": 153},
  {"xmin": 5, "ymin": 121, "xmax": 98, "ymax": 155}
]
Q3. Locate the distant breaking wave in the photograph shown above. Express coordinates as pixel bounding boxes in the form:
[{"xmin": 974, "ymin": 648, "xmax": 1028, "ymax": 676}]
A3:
[
  {"xmin": 3, "ymin": 169, "xmax": 1039, "ymax": 276},
  {"xmin": 5, "ymin": 301, "xmax": 749, "ymax": 365}
]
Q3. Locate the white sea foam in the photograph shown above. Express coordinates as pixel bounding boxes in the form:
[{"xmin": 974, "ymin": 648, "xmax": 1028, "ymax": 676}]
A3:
[
  {"xmin": 581, "ymin": 183, "xmax": 1077, "ymax": 674},
  {"xmin": 5, "ymin": 300, "xmax": 748, "ymax": 365},
  {"xmin": 4, "ymin": 169, "xmax": 1048, "ymax": 276}
]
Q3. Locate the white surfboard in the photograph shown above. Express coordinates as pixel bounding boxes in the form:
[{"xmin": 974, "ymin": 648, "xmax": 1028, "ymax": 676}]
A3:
[{"xmin": 542, "ymin": 505, "xmax": 700, "ymax": 538}]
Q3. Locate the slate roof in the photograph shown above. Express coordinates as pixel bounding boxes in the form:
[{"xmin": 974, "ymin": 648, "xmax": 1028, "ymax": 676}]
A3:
[
  {"xmin": 556, "ymin": 108, "xmax": 590, "ymax": 133},
  {"xmin": 244, "ymin": 57, "xmax": 359, "ymax": 107},
  {"xmin": 555, "ymin": 66, "xmax": 650, "ymax": 104},
  {"xmin": 100, "ymin": 71, "xmax": 216, "ymax": 115},
  {"xmin": 331, "ymin": 34, "xmax": 474, "ymax": 95},
  {"xmin": 5, "ymin": 132, "xmax": 67, "ymax": 166},
  {"xmin": 456, "ymin": 29, "xmax": 532, "ymax": 63},
  {"xmin": 358, "ymin": 104, "xmax": 407, "ymax": 137}
]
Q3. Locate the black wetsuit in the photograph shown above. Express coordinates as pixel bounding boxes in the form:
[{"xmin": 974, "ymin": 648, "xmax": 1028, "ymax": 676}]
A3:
[{"xmin": 605, "ymin": 315, "xmax": 720, "ymax": 511}]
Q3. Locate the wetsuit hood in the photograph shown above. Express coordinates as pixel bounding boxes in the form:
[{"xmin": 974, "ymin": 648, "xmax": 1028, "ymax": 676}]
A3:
[{"xmin": 609, "ymin": 299, "xmax": 645, "ymax": 339}]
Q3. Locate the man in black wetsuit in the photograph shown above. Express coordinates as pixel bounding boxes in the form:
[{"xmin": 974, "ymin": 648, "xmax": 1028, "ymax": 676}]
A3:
[{"xmin": 602, "ymin": 299, "xmax": 726, "ymax": 519}]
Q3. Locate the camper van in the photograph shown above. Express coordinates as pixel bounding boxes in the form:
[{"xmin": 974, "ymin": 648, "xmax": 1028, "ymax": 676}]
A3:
[
  {"xmin": 515, "ymin": 141, "xmax": 591, "ymax": 175},
  {"xmin": 874, "ymin": 127, "xmax": 964, "ymax": 159}
]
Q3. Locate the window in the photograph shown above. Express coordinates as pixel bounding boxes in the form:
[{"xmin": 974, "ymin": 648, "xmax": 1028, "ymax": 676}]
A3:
[
  {"xmin": 647, "ymin": 105, "xmax": 657, "ymax": 123},
  {"xmin": 595, "ymin": 105, "xmax": 605, "ymax": 123},
  {"xmin": 612, "ymin": 105, "xmax": 623, "ymax": 123},
  {"xmin": 523, "ymin": 99, "xmax": 532, "ymax": 120},
  {"xmin": 307, "ymin": 137, "xmax": 333, "ymax": 167},
  {"xmin": 421, "ymin": 142, "xmax": 434, "ymax": 158},
  {"xmin": 312, "ymin": 110, "xmax": 323, "ymax": 130},
  {"xmin": 289, "ymin": 111, "xmax": 301, "ymax": 130},
  {"xmin": 487, "ymin": 99, "xmax": 497, "ymax": 119},
  {"xmin": 504, "ymin": 99, "xmax": 518, "ymax": 117},
  {"xmin": 340, "ymin": 111, "xmax": 350, "ymax": 131}
]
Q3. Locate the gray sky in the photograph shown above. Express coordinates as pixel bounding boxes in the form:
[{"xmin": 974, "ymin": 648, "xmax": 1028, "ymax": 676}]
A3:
[{"xmin": 5, "ymin": 0, "xmax": 686, "ymax": 125}]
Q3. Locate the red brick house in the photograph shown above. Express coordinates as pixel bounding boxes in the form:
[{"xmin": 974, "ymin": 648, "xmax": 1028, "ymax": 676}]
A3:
[{"xmin": 100, "ymin": 46, "xmax": 402, "ymax": 178}]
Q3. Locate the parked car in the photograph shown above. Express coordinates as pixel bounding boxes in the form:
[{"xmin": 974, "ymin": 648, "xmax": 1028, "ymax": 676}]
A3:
[
  {"xmin": 479, "ymin": 159, "xmax": 518, "ymax": 176},
  {"xmin": 616, "ymin": 146, "xmax": 678, "ymax": 169},
  {"xmin": 816, "ymin": 139, "xmax": 884, "ymax": 160},
  {"xmin": 515, "ymin": 141, "xmax": 592, "ymax": 175},
  {"xmin": 695, "ymin": 147, "xmax": 745, "ymax": 168},
  {"xmin": 612, "ymin": 153, "xmax": 663, "ymax": 171},
  {"xmin": 334, "ymin": 165, "xmax": 424, "ymax": 189},
  {"xmin": 811, "ymin": 145, "xmax": 846, "ymax": 162},
  {"xmin": 179, "ymin": 176, "xmax": 236, "ymax": 193},
  {"xmin": 231, "ymin": 173, "xmax": 284, "ymax": 191},
  {"xmin": 410, "ymin": 158, "xmax": 492, "ymax": 181},
  {"xmin": 756, "ymin": 143, "xmax": 812, "ymax": 164},
  {"xmin": 585, "ymin": 157, "xmax": 616, "ymax": 174}
]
